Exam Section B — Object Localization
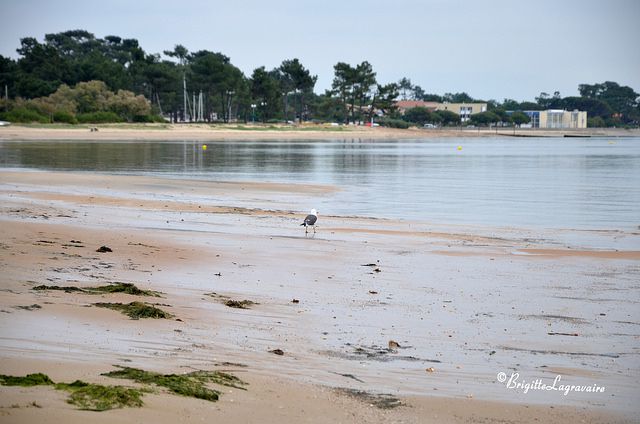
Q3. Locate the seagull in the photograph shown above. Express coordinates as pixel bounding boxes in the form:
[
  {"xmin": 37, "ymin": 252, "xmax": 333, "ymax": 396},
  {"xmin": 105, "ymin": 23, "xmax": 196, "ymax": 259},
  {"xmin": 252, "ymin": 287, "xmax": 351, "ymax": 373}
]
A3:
[{"xmin": 300, "ymin": 209, "xmax": 318, "ymax": 234}]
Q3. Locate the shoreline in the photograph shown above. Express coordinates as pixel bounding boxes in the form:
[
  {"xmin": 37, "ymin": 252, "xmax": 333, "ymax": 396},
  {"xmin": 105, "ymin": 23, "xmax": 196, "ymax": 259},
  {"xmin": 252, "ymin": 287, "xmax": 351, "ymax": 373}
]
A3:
[
  {"xmin": 1, "ymin": 169, "xmax": 638, "ymax": 423},
  {"xmin": 2, "ymin": 123, "xmax": 639, "ymax": 141}
]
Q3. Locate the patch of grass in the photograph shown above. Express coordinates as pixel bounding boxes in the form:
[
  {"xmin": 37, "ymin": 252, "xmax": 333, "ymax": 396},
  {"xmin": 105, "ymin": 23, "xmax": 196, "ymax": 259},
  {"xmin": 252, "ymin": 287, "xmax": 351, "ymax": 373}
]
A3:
[
  {"xmin": 100, "ymin": 123, "xmax": 170, "ymax": 130},
  {"xmin": 227, "ymin": 125, "xmax": 275, "ymax": 131},
  {"xmin": 102, "ymin": 366, "xmax": 246, "ymax": 402},
  {"xmin": 218, "ymin": 124, "xmax": 348, "ymax": 132},
  {"xmin": 93, "ymin": 302, "xmax": 173, "ymax": 319},
  {"xmin": 13, "ymin": 123, "xmax": 81, "ymax": 129},
  {"xmin": 55, "ymin": 380, "xmax": 144, "ymax": 411},
  {"xmin": 0, "ymin": 373, "xmax": 54, "ymax": 386}
]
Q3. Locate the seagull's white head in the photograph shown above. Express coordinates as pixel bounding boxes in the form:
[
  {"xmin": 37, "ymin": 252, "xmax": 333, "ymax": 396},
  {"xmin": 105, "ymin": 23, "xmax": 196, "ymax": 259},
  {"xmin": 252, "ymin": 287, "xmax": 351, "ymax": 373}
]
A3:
[{"xmin": 310, "ymin": 209, "xmax": 317, "ymax": 216}]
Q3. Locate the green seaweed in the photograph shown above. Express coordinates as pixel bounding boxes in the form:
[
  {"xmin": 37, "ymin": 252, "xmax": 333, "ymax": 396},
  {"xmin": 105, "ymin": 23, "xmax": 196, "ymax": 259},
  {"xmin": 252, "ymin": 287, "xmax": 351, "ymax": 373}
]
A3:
[
  {"xmin": 91, "ymin": 283, "xmax": 161, "ymax": 297},
  {"xmin": 32, "ymin": 282, "xmax": 161, "ymax": 297},
  {"xmin": 15, "ymin": 304, "xmax": 42, "ymax": 311},
  {"xmin": 0, "ymin": 373, "xmax": 141, "ymax": 411},
  {"xmin": 33, "ymin": 285, "xmax": 86, "ymax": 293},
  {"xmin": 103, "ymin": 366, "xmax": 246, "ymax": 402},
  {"xmin": 55, "ymin": 380, "xmax": 144, "ymax": 411},
  {"xmin": 205, "ymin": 293, "xmax": 258, "ymax": 309},
  {"xmin": 93, "ymin": 302, "xmax": 173, "ymax": 319},
  {"xmin": 224, "ymin": 299, "xmax": 257, "ymax": 309},
  {"xmin": 1, "ymin": 367, "xmax": 246, "ymax": 410},
  {"xmin": 0, "ymin": 373, "xmax": 54, "ymax": 386},
  {"xmin": 335, "ymin": 388, "xmax": 403, "ymax": 409}
]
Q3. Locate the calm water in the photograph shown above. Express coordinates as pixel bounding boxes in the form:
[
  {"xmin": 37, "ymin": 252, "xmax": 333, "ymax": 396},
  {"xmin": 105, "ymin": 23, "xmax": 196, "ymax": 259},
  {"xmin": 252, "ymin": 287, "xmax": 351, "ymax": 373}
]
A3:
[{"xmin": 1, "ymin": 137, "xmax": 639, "ymax": 231}]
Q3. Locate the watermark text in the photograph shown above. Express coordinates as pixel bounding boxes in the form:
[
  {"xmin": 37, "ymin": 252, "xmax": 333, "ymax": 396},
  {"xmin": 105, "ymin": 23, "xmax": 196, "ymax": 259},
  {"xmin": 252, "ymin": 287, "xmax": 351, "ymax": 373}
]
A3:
[{"xmin": 496, "ymin": 372, "xmax": 605, "ymax": 396}]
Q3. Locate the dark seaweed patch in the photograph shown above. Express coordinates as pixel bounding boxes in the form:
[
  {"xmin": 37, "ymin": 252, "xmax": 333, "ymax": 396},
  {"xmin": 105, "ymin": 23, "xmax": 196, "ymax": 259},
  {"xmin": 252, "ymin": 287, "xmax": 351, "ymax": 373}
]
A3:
[
  {"xmin": 33, "ymin": 282, "xmax": 161, "ymax": 297},
  {"xmin": 335, "ymin": 388, "xmax": 403, "ymax": 409},
  {"xmin": 93, "ymin": 302, "xmax": 173, "ymax": 319}
]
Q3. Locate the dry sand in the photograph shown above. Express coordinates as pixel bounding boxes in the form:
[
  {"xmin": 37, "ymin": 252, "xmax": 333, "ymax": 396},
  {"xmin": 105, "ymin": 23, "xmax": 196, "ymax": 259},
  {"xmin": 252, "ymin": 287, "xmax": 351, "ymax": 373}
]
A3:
[
  {"xmin": 0, "ymin": 124, "xmax": 436, "ymax": 141},
  {"xmin": 1, "ymin": 167, "xmax": 638, "ymax": 423},
  {"xmin": 2, "ymin": 123, "xmax": 638, "ymax": 142}
]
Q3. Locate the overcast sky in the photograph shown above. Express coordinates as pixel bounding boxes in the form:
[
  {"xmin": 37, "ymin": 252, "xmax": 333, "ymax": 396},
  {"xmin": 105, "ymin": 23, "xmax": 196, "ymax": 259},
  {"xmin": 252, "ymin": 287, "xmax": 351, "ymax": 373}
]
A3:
[{"xmin": 2, "ymin": 0, "xmax": 639, "ymax": 101}]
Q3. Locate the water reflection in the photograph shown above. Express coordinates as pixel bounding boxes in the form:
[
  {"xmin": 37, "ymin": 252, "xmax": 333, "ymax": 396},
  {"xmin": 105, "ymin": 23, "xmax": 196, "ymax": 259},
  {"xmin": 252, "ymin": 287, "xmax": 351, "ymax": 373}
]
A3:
[{"xmin": 1, "ymin": 138, "xmax": 639, "ymax": 230}]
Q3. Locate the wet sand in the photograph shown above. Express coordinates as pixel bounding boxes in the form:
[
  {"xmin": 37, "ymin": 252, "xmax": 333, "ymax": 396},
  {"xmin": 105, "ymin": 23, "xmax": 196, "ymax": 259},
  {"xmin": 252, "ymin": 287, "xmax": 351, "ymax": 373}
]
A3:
[{"xmin": 1, "ymin": 169, "xmax": 638, "ymax": 423}]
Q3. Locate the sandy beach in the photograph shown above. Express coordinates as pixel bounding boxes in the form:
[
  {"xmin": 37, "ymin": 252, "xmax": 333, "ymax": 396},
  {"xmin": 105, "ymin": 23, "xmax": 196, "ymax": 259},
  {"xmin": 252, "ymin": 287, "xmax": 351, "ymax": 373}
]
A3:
[
  {"xmin": 2, "ymin": 123, "xmax": 639, "ymax": 142},
  {"xmin": 1, "ymin": 132, "xmax": 639, "ymax": 423}
]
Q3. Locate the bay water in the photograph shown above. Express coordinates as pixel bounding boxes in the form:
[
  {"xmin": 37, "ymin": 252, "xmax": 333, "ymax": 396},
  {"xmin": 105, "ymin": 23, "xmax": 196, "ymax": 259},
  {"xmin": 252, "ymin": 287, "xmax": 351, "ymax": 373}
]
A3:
[{"xmin": 1, "ymin": 136, "xmax": 639, "ymax": 232}]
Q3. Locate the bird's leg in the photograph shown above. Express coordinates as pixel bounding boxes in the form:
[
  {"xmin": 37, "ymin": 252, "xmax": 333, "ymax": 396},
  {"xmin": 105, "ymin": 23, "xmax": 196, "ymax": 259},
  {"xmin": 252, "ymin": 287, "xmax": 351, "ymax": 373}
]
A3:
[
  {"xmin": 305, "ymin": 226, "xmax": 308, "ymax": 234},
  {"xmin": 313, "ymin": 226, "xmax": 316, "ymax": 233}
]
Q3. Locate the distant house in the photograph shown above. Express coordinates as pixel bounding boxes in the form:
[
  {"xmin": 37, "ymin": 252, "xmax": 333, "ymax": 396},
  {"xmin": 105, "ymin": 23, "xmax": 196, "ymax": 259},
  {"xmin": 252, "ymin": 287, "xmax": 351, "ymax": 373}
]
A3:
[
  {"xmin": 395, "ymin": 100, "xmax": 440, "ymax": 114},
  {"xmin": 435, "ymin": 102, "xmax": 487, "ymax": 122},
  {"xmin": 394, "ymin": 100, "xmax": 488, "ymax": 122},
  {"xmin": 519, "ymin": 110, "xmax": 587, "ymax": 129}
]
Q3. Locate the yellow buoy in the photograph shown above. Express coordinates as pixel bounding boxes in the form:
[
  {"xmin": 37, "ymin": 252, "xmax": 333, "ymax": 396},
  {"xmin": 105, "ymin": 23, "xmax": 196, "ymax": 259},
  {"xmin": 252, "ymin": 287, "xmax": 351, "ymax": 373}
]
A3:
[
  {"xmin": 202, "ymin": 144, "xmax": 207, "ymax": 150},
  {"xmin": 457, "ymin": 146, "xmax": 462, "ymax": 151}
]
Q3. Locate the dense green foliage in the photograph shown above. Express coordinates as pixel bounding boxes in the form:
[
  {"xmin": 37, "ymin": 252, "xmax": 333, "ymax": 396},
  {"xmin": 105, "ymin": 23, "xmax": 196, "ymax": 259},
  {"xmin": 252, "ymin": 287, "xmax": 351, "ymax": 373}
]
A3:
[
  {"xmin": 329, "ymin": 61, "xmax": 400, "ymax": 124},
  {"xmin": 77, "ymin": 111, "xmax": 124, "ymax": 123},
  {"xmin": 510, "ymin": 111, "xmax": 531, "ymax": 126},
  {"xmin": 400, "ymin": 108, "xmax": 463, "ymax": 127},
  {"xmin": 469, "ymin": 111, "xmax": 500, "ymax": 126},
  {"xmin": 402, "ymin": 106, "xmax": 432, "ymax": 125},
  {"xmin": 0, "ymin": 107, "xmax": 49, "ymax": 123},
  {"xmin": 0, "ymin": 79, "xmax": 155, "ymax": 122},
  {"xmin": 378, "ymin": 118, "xmax": 410, "ymax": 129},
  {"xmin": 0, "ymin": 30, "xmax": 637, "ymax": 126}
]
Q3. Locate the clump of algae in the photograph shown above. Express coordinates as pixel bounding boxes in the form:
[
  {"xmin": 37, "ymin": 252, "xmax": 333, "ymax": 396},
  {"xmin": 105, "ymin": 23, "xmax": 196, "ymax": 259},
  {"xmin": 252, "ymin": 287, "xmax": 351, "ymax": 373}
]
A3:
[
  {"xmin": 91, "ymin": 283, "xmax": 161, "ymax": 297},
  {"xmin": 102, "ymin": 366, "xmax": 247, "ymax": 402},
  {"xmin": 335, "ymin": 388, "xmax": 403, "ymax": 409},
  {"xmin": 0, "ymin": 373, "xmax": 54, "ymax": 386},
  {"xmin": 0, "ymin": 373, "xmax": 144, "ymax": 411},
  {"xmin": 93, "ymin": 301, "xmax": 172, "ymax": 319},
  {"xmin": 33, "ymin": 282, "xmax": 161, "ymax": 297},
  {"xmin": 55, "ymin": 381, "xmax": 145, "ymax": 411},
  {"xmin": 224, "ymin": 299, "xmax": 257, "ymax": 309}
]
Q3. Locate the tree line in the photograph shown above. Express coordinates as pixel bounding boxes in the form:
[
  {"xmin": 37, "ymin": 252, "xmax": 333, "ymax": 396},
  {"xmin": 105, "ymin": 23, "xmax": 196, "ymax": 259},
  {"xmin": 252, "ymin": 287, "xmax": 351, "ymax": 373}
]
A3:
[
  {"xmin": 395, "ymin": 78, "xmax": 639, "ymax": 128},
  {"xmin": 0, "ymin": 30, "xmax": 638, "ymax": 127}
]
